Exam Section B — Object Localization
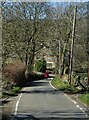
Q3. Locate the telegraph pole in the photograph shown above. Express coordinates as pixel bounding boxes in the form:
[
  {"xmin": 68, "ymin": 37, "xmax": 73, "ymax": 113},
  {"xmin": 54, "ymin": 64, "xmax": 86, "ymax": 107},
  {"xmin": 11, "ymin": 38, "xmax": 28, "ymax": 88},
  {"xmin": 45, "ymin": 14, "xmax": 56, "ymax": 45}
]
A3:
[
  {"xmin": 59, "ymin": 40, "xmax": 61, "ymax": 76},
  {"xmin": 69, "ymin": 5, "xmax": 77, "ymax": 85}
]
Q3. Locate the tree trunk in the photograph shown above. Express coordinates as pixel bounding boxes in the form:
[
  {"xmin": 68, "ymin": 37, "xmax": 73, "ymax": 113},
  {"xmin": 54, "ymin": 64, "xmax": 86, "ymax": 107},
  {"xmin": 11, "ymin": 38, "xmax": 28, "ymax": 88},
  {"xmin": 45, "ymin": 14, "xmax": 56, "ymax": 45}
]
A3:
[
  {"xmin": 55, "ymin": 55, "xmax": 60, "ymax": 74},
  {"xmin": 27, "ymin": 39, "xmax": 36, "ymax": 74},
  {"xmin": 60, "ymin": 43, "xmax": 66, "ymax": 77}
]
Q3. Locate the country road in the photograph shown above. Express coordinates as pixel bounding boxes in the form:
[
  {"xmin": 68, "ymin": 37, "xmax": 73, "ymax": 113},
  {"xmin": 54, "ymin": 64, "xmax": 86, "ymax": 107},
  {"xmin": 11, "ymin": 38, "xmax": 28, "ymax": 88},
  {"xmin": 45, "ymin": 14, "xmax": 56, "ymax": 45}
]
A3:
[{"xmin": 3, "ymin": 78, "xmax": 89, "ymax": 120}]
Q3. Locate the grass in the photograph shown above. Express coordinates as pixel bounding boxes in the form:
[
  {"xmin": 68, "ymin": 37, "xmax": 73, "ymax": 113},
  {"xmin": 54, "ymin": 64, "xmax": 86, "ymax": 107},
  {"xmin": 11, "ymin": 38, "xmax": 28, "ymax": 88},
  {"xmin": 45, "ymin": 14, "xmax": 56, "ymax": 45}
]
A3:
[
  {"xmin": 2, "ymin": 86, "xmax": 21, "ymax": 97},
  {"xmin": 52, "ymin": 76, "xmax": 89, "ymax": 106},
  {"xmin": 51, "ymin": 77, "xmax": 69, "ymax": 90},
  {"xmin": 11, "ymin": 86, "xmax": 21, "ymax": 94},
  {"xmin": 79, "ymin": 93, "xmax": 89, "ymax": 106},
  {"xmin": 51, "ymin": 76, "xmax": 80, "ymax": 94}
]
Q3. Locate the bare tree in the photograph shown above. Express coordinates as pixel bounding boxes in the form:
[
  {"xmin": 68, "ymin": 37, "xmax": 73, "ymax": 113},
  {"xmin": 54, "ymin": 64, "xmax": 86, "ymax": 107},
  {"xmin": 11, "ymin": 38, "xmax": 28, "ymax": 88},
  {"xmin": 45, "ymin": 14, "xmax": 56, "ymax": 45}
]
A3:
[{"xmin": 2, "ymin": 2, "xmax": 47, "ymax": 73}]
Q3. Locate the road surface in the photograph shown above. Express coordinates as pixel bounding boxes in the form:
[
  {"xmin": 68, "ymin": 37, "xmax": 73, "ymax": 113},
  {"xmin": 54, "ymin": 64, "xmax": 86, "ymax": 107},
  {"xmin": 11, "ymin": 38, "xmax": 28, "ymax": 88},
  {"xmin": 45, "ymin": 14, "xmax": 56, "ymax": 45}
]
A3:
[{"xmin": 8, "ymin": 79, "xmax": 89, "ymax": 120}]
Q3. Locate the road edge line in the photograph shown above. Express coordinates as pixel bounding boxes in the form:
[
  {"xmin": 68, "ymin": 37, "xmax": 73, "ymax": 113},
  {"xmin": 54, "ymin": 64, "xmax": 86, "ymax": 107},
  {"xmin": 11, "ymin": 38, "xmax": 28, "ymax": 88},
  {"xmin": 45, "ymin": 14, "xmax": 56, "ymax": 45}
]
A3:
[
  {"xmin": 49, "ymin": 80, "xmax": 58, "ymax": 90},
  {"xmin": 49, "ymin": 79, "xmax": 88, "ymax": 118},
  {"xmin": 64, "ymin": 93, "xmax": 88, "ymax": 118},
  {"xmin": 14, "ymin": 93, "xmax": 22, "ymax": 115}
]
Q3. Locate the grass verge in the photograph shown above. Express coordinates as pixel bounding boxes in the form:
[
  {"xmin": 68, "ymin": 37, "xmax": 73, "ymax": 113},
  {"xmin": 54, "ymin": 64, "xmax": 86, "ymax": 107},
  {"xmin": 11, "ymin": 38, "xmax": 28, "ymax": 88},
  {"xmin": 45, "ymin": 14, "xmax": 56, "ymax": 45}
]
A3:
[
  {"xmin": 51, "ymin": 77, "xmax": 69, "ymax": 90},
  {"xmin": 51, "ymin": 76, "xmax": 80, "ymax": 94},
  {"xmin": 79, "ymin": 93, "xmax": 89, "ymax": 106},
  {"xmin": 51, "ymin": 76, "xmax": 89, "ymax": 106},
  {"xmin": 2, "ymin": 86, "xmax": 21, "ymax": 98},
  {"xmin": 11, "ymin": 86, "xmax": 21, "ymax": 94}
]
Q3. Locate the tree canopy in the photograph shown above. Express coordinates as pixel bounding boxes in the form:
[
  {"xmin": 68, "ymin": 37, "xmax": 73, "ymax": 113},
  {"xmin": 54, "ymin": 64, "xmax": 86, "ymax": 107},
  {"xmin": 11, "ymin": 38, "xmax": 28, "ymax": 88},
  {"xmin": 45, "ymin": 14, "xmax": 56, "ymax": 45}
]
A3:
[{"xmin": 2, "ymin": 2, "xmax": 88, "ymax": 75}]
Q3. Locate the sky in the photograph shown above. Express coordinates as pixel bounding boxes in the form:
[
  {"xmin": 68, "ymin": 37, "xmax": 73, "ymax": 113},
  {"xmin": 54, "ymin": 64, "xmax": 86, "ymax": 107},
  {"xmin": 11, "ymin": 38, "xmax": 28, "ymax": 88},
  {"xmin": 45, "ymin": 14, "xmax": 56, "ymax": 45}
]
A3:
[
  {"xmin": 0, "ymin": 0, "xmax": 89, "ymax": 2},
  {"xmin": 49, "ymin": 0, "xmax": 89, "ymax": 2}
]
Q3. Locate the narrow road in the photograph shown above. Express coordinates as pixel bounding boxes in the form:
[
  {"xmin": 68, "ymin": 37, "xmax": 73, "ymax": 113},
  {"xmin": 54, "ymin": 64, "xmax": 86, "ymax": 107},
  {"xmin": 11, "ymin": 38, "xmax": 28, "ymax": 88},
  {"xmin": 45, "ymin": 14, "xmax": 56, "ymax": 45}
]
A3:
[{"xmin": 10, "ymin": 79, "xmax": 88, "ymax": 120}]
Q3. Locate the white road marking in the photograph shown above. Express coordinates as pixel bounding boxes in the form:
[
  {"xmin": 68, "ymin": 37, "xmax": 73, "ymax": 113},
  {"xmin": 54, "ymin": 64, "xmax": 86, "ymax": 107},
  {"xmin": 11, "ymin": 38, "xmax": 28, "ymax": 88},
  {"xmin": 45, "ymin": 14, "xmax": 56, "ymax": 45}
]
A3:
[
  {"xmin": 49, "ymin": 80, "xmax": 88, "ymax": 118},
  {"xmin": 82, "ymin": 110, "xmax": 85, "ymax": 113},
  {"xmin": 80, "ymin": 107, "xmax": 83, "ymax": 110},
  {"xmin": 49, "ymin": 80, "xmax": 58, "ymax": 90},
  {"xmin": 14, "ymin": 93, "xmax": 22, "ymax": 115},
  {"xmin": 76, "ymin": 105, "xmax": 79, "ymax": 108},
  {"xmin": 86, "ymin": 114, "xmax": 88, "ymax": 117},
  {"xmin": 73, "ymin": 101, "xmax": 77, "ymax": 104},
  {"xmin": 64, "ymin": 93, "xmax": 76, "ymax": 104},
  {"xmin": 64, "ymin": 93, "xmax": 88, "ymax": 117}
]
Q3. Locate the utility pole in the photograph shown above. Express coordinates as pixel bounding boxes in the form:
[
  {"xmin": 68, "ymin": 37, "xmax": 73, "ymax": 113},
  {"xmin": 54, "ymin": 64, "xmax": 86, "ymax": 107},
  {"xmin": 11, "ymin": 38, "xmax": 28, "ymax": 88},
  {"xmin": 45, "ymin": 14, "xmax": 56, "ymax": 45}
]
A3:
[
  {"xmin": 68, "ymin": 49, "xmax": 71, "ymax": 82},
  {"xmin": 69, "ymin": 5, "xmax": 77, "ymax": 85},
  {"xmin": 59, "ymin": 40, "xmax": 61, "ymax": 76}
]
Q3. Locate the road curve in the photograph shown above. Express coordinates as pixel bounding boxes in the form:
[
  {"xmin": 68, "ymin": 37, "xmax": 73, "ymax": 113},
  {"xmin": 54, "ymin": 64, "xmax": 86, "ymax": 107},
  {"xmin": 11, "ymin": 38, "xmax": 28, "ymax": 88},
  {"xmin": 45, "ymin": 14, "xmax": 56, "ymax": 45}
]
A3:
[{"xmin": 10, "ymin": 79, "xmax": 88, "ymax": 120}]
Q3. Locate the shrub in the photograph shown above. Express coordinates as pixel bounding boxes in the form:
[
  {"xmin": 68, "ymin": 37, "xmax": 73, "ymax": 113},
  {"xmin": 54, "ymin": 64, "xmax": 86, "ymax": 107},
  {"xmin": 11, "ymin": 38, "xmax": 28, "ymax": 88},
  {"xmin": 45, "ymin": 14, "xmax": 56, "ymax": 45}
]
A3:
[
  {"xmin": 35, "ymin": 58, "xmax": 46, "ymax": 73},
  {"xmin": 11, "ymin": 87, "xmax": 21, "ymax": 94},
  {"xmin": 3, "ymin": 61, "xmax": 26, "ymax": 89}
]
